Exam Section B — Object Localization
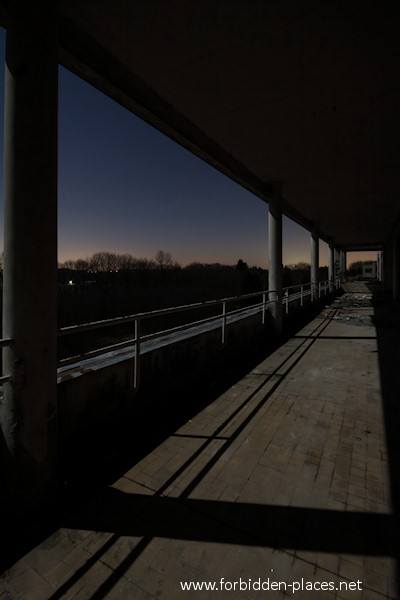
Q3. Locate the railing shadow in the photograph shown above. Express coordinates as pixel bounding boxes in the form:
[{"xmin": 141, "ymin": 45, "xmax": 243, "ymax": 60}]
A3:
[
  {"xmin": 3, "ymin": 288, "xmax": 399, "ymax": 598},
  {"xmin": 34, "ymin": 297, "xmax": 398, "ymax": 600},
  {"xmin": 49, "ymin": 490, "xmax": 395, "ymax": 600},
  {"xmin": 50, "ymin": 289, "xmax": 398, "ymax": 600},
  {"xmin": 60, "ymin": 299, "xmax": 324, "ymax": 494},
  {"xmin": 0, "ymin": 293, "xmax": 324, "ymax": 574}
]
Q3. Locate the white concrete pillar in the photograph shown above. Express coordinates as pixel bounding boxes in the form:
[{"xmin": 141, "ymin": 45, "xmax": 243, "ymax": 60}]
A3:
[
  {"xmin": 0, "ymin": 0, "xmax": 59, "ymax": 514},
  {"xmin": 340, "ymin": 250, "xmax": 347, "ymax": 281},
  {"xmin": 268, "ymin": 183, "xmax": 283, "ymax": 335},
  {"xmin": 377, "ymin": 251, "xmax": 383, "ymax": 282},
  {"xmin": 311, "ymin": 230, "xmax": 319, "ymax": 302},
  {"xmin": 383, "ymin": 242, "xmax": 393, "ymax": 294},
  {"xmin": 328, "ymin": 243, "xmax": 335, "ymax": 290},
  {"xmin": 334, "ymin": 248, "xmax": 340, "ymax": 283}
]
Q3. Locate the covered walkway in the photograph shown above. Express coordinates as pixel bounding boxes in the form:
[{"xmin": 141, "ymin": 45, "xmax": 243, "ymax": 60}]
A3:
[
  {"xmin": 1, "ymin": 291, "xmax": 399, "ymax": 599},
  {"xmin": 1, "ymin": 1, "xmax": 400, "ymax": 529}
]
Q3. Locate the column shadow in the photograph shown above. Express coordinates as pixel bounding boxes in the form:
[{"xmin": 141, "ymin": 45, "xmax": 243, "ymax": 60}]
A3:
[
  {"xmin": 372, "ymin": 293, "xmax": 400, "ymax": 589},
  {"xmin": 43, "ymin": 296, "xmax": 400, "ymax": 600}
]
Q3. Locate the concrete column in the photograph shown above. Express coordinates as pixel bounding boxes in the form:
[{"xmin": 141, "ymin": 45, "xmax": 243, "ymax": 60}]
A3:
[
  {"xmin": 328, "ymin": 243, "xmax": 335, "ymax": 290},
  {"xmin": 0, "ymin": 1, "xmax": 59, "ymax": 514},
  {"xmin": 340, "ymin": 250, "xmax": 347, "ymax": 280},
  {"xmin": 334, "ymin": 248, "xmax": 340, "ymax": 283},
  {"xmin": 311, "ymin": 230, "xmax": 319, "ymax": 302},
  {"xmin": 334, "ymin": 248, "xmax": 340, "ymax": 281},
  {"xmin": 377, "ymin": 251, "xmax": 383, "ymax": 282},
  {"xmin": 383, "ymin": 242, "xmax": 393, "ymax": 294},
  {"xmin": 268, "ymin": 183, "xmax": 283, "ymax": 335}
]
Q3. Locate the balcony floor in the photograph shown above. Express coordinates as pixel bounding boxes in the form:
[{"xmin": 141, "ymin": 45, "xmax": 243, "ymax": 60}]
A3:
[{"xmin": 1, "ymin": 290, "xmax": 400, "ymax": 599}]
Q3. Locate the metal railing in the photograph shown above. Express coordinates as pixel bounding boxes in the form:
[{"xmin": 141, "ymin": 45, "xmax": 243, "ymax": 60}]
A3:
[
  {"xmin": 0, "ymin": 278, "xmax": 341, "ymax": 389},
  {"xmin": 57, "ymin": 278, "xmax": 339, "ymax": 390},
  {"xmin": 58, "ymin": 289, "xmax": 275, "ymax": 388},
  {"xmin": 281, "ymin": 278, "xmax": 341, "ymax": 314}
]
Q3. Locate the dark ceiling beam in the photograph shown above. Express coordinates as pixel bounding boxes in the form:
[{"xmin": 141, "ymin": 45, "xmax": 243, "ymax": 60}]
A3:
[
  {"xmin": 59, "ymin": 19, "xmax": 267, "ymax": 195},
  {"xmin": 59, "ymin": 17, "xmax": 325, "ymax": 241}
]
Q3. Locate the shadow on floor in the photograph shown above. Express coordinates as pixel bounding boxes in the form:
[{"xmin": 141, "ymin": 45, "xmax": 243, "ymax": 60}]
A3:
[
  {"xmin": 372, "ymin": 293, "xmax": 400, "ymax": 590},
  {"xmin": 2, "ymin": 289, "xmax": 400, "ymax": 599},
  {"xmin": 38, "ymin": 290, "xmax": 400, "ymax": 600},
  {"xmin": 45, "ymin": 489, "xmax": 395, "ymax": 600},
  {"xmin": 0, "ymin": 301, "xmax": 324, "ymax": 573}
]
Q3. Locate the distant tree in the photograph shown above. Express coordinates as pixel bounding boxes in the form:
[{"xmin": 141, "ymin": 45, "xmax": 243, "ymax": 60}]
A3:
[
  {"xmin": 236, "ymin": 259, "xmax": 248, "ymax": 271},
  {"xmin": 90, "ymin": 251, "xmax": 119, "ymax": 271},
  {"xmin": 137, "ymin": 257, "xmax": 157, "ymax": 270},
  {"xmin": 74, "ymin": 258, "xmax": 90, "ymax": 271},
  {"xmin": 184, "ymin": 262, "xmax": 234, "ymax": 270},
  {"xmin": 348, "ymin": 261, "xmax": 364, "ymax": 276},
  {"xmin": 59, "ymin": 250, "xmax": 181, "ymax": 272},
  {"xmin": 185, "ymin": 262, "xmax": 204, "ymax": 270},
  {"xmin": 59, "ymin": 259, "xmax": 76, "ymax": 269},
  {"xmin": 116, "ymin": 253, "xmax": 135, "ymax": 270},
  {"xmin": 286, "ymin": 262, "xmax": 310, "ymax": 271},
  {"xmin": 155, "ymin": 250, "xmax": 174, "ymax": 269}
]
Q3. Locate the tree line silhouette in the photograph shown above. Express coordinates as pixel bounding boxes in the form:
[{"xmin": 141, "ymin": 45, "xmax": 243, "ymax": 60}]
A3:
[{"xmin": 59, "ymin": 250, "xmax": 178, "ymax": 272}]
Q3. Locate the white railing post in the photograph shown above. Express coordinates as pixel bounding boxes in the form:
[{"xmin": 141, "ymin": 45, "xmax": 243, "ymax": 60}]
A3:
[
  {"xmin": 262, "ymin": 292, "xmax": 266, "ymax": 325},
  {"xmin": 222, "ymin": 301, "xmax": 227, "ymax": 343},
  {"xmin": 134, "ymin": 318, "xmax": 141, "ymax": 390},
  {"xmin": 61, "ymin": 279, "xmax": 345, "ymax": 382},
  {"xmin": 268, "ymin": 183, "xmax": 283, "ymax": 335}
]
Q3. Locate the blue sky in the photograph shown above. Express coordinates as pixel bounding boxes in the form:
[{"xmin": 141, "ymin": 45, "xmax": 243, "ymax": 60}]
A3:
[
  {"xmin": 57, "ymin": 65, "xmax": 320, "ymax": 269},
  {"xmin": 0, "ymin": 27, "xmax": 377, "ymax": 269}
]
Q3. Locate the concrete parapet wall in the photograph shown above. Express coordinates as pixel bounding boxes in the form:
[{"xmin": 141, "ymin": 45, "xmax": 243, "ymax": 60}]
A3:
[
  {"xmin": 57, "ymin": 292, "xmax": 335, "ymax": 480},
  {"xmin": 58, "ymin": 310, "xmax": 273, "ymax": 470}
]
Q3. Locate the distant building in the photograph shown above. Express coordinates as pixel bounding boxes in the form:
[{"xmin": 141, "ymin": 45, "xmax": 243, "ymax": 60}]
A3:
[{"xmin": 362, "ymin": 261, "xmax": 377, "ymax": 279}]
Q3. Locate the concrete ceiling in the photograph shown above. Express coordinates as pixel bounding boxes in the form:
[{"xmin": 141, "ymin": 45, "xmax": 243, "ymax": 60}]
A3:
[{"xmin": 5, "ymin": 1, "xmax": 400, "ymax": 249}]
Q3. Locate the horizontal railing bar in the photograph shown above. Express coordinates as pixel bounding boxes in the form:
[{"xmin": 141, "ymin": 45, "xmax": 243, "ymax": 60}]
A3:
[
  {"xmin": 283, "ymin": 279, "xmax": 338, "ymax": 293},
  {"xmin": 58, "ymin": 280, "xmax": 334, "ymax": 340},
  {"xmin": 283, "ymin": 283, "xmax": 312, "ymax": 291},
  {"xmin": 2, "ymin": 280, "xmax": 341, "ymax": 382},
  {"xmin": 0, "ymin": 375, "xmax": 12, "ymax": 384},
  {"xmin": 58, "ymin": 337, "xmax": 140, "ymax": 367},
  {"xmin": 58, "ymin": 282, "xmax": 336, "ymax": 336},
  {"xmin": 139, "ymin": 301, "xmax": 271, "ymax": 345},
  {"xmin": 284, "ymin": 289, "xmax": 312, "ymax": 302},
  {"xmin": 0, "ymin": 338, "xmax": 13, "ymax": 348},
  {"xmin": 141, "ymin": 313, "xmax": 225, "ymax": 344},
  {"xmin": 58, "ymin": 289, "xmax": 276, "ymax": 336},
  {"xmin": 59, "ymin": 314, "xmax": 227, "ymax": 366},
  {"xmin": 57, "ymin": 279, "xmax": 337, "ymax": 368},
  {"xmin": 58, "ymin": 300, "xmax": 273, "ymax": 368},
  {"xmin": 58, "ymin": 280, "xmax": 336, "ymax": 338}
]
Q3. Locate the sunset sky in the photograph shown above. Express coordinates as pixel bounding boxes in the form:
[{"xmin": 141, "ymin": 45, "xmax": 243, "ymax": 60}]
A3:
[{"xmin": 0, "ymin": 27, "xmax": 377, "ymax": 269}]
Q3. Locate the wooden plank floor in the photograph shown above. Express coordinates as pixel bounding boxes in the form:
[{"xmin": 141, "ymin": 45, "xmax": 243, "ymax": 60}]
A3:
[{"xmin": 1, "ymin": 293, "xmax": 399, "ymax": 599}]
